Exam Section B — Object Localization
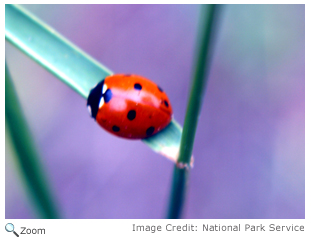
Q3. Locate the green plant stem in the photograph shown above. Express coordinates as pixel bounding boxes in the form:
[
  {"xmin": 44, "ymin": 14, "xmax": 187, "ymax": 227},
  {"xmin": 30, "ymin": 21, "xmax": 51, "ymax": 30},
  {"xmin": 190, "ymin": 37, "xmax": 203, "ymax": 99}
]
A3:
[
  {"xmin": 5, "ymin": 63, "xmax": 59, "ymax": 218},
  {"xmin": 5, "ymin": 4, "xmax": 112, "ymax": 98},
  {"xmin": 167, "ymin": 4, "xmax": 220, "ymax": 219}
]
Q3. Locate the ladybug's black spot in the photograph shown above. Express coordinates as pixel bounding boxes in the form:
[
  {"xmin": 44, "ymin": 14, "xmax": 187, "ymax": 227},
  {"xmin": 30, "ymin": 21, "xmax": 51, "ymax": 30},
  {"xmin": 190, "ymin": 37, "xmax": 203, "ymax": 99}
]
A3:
[
  {"xmin": 87, "ymin": 79, "xmax": 105, "ymax": 120},
  {"xmin": 127, "ymin": 110, "xmax": 136, "ymax": 121},
  {"xmin": 146, "ymin": 126, "xmax": 155, "ymax": 136},
  {"xmin": 164, "ymin": 100, "xmax": 169, "ymax": 107},
  {"xmin": 158, "ymin": 86, "xmax": 163, "ymax": 92},
  {"xmin": 103, "ymin": 89, "xmax": 112, "ymax": 103},
  {"xmin": 134, "ymin": 83, "xmax": 142, "ymax": 90},
  {"xmin": 112, "ymin": 125, "xmax": 120, "ymax": 132}
]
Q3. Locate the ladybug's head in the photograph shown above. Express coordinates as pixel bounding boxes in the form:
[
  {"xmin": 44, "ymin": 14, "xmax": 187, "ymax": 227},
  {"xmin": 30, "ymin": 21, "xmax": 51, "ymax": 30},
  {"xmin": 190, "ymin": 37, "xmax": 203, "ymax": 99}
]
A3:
[{"xmin": 87, "ymin": 80, "xmax": 105, "ymax": 120}]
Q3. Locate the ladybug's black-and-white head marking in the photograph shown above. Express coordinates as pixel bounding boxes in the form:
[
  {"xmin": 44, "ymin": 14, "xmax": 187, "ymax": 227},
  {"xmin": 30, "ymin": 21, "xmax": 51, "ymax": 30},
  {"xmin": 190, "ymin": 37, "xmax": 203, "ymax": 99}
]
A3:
[
  {"xmin": 87, "ymin": 80, "xmax": 105, "ymax": 120},
  {"xmin": 87, "ymin": 79, "xmax": 113, "ymax": 120}
]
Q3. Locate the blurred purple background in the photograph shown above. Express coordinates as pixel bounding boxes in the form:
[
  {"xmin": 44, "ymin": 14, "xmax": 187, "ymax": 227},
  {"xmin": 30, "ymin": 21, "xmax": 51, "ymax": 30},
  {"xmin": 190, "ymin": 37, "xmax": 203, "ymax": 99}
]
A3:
[{"xmin": 5, "ymin": 4, "xmax": 304, "ymax": 218}]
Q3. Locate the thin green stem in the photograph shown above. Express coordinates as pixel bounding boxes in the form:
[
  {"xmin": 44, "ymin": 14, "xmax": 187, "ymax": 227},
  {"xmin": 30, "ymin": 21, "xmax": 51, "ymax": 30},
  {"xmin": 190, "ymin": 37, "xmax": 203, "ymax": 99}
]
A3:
[
  {"xmin": 5, "ymin": 63, "xmax": 60, "ymax": 218},
  {"xmin": 167, "ymin": 4, "xmax": 220, "ymax": 219}
]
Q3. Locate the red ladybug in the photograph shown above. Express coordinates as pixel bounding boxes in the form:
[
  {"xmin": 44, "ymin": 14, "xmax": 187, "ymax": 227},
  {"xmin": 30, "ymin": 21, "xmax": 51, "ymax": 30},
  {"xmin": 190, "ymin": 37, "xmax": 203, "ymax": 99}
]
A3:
[{"xmin": 87, "ymin": 74, "xmax": 173, "ymax": 139}]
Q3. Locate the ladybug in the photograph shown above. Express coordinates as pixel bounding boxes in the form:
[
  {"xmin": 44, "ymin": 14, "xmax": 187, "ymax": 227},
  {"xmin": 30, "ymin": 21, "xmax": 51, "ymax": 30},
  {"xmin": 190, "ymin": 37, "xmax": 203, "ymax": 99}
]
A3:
[{"xmin": 87, "ymin": 74, "xmax": 173, "ymax": 139}]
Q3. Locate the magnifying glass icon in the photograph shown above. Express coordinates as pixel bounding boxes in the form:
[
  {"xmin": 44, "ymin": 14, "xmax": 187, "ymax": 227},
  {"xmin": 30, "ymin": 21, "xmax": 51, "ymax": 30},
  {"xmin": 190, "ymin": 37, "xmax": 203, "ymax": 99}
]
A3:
[{"xmin": 5, "ymin": 223, "xmax": 19, "ymax": 237}]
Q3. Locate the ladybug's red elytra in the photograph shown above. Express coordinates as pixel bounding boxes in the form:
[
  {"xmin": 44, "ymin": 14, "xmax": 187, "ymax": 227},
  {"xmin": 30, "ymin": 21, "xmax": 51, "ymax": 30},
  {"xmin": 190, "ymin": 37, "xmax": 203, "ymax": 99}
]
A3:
[{"xmin": 87, "ymin": 74, "xmax": 173, "ymax": 139}]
